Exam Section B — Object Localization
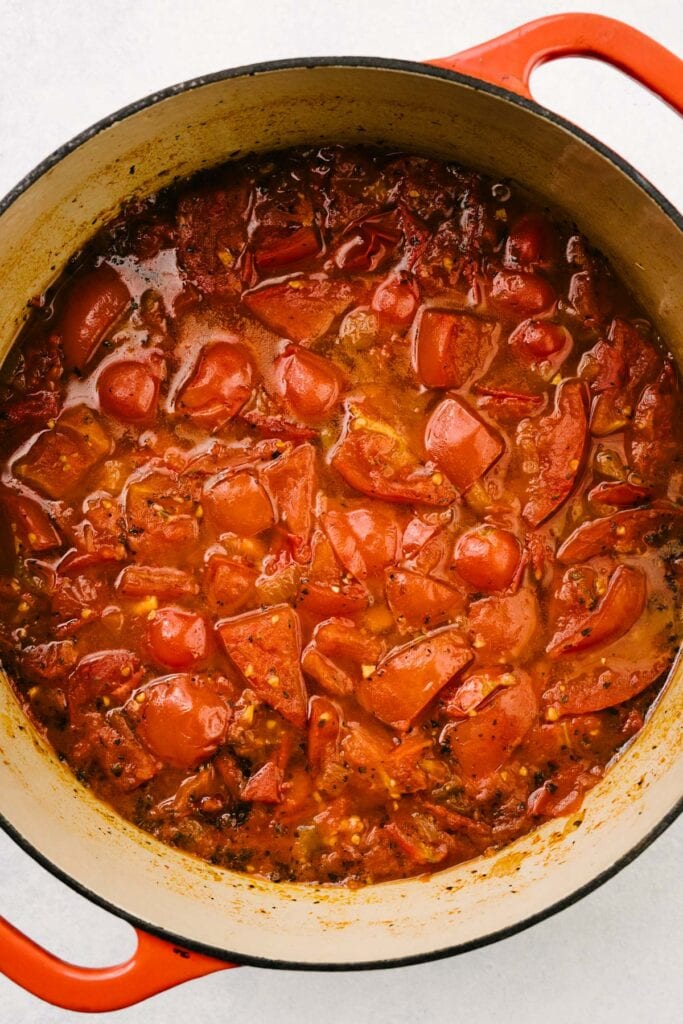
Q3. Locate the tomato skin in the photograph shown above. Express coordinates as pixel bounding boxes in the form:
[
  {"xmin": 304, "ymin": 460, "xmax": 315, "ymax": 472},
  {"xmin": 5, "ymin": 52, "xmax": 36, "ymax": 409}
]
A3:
[
  {"xmin": 146, "ymin": 607, "xmax": 208, "ymax": 669},
  {"xmin": 97, "ymin": 360, "xmax": 160, "ymax": 422},
  {"xmin": 414, "ymin": 309, "xmax": 497, "ymax": 388},
  {"xmin": 204, "ymin": 471, "xmax": 275, "ymax": 536},
  {"xmin": 425, "ymin": 395, "xmax": 503, "ymax": 492},
  {"xmin": 322, "ymin": 505, "xmax": 402, "ymax": 579},
  {"xmin": 588, "ymin": 480, "xmax": 653, "ymax": 507},
  {"xmin": 360, "ymin": 626, "xmax": 472, "ymax": 730},
  {"xmin": 135, "ymin": 674, "xmax": 230, "ymax": 769},
  {"xmin": 177, "ymin": 341, "xmax": 254, "ymax": 430},
  {"xmin": 454, "ymin": 526, "xmax": 521, "ymax": 592},
  {"xmin": 546, "ymin": 564, "xmax": 647, "ymax": 657},
  {"xmin": 274, "ymin": 346, "xmax": 343, "ymax": 420},
  {"xmin": 59, "ymin": 264, "xmax": 131, "ymax": 371},
  {"xmin": 489, "ymin": 269, "xmax": 555, "ymax": 316}
]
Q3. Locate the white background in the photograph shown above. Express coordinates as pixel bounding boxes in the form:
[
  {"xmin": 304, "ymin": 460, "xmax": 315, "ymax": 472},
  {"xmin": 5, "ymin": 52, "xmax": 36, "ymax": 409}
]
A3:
[{"xmin": 0, "ymin": 1, "xmax": 681, "ymax": 1021}]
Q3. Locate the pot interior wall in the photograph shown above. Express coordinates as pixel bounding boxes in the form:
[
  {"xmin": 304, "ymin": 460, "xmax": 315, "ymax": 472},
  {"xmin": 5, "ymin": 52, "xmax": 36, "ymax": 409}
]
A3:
[{"xmin": 0, "ymin": 63, "xmax": 681, "ymax": 965}]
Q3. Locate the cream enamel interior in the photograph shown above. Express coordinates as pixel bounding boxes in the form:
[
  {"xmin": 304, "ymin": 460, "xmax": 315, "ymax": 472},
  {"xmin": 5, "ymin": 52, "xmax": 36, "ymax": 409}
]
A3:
[{"xmin": 0, "ymin": 63, "xmax": 681, "ymax": 966}]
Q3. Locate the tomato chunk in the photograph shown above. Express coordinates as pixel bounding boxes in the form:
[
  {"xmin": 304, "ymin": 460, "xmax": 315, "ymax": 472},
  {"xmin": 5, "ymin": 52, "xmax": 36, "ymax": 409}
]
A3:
[
  {"xmin": 557, "ymin": 503, "xmax": 683, "ymax": 563},
  {"xmin": 547, "ymin": 565, "xmax": 647, "ymax": 657},
  {"xmin": 414, "ymin": 309, "xmax": 497, "ymax": 388},
  {"xmin": 425, "ymin": 395, "xmax": 503, "ymax": 492},
  {"xmin": 543, "ymin": 653, "xmax": 672, "ymax": 717},
  {"xmin": 508, "ymin": 319, "xmax": 572, "ymax": 375},
  {"xmin": 307, "ymin": 695, "xmax": 342, "ymax": 775},
  {"xmin": 262, "ymin": 443, "xmax": 316, "ymax": 543},
  {"xmin": 216, "ymin": 604, "xmax": 308, "ymax": 728},
  {"xmin": 332, "ymin": 403, "xmax": 457, "ymax": 506},
  {"xmin": 627, "ymin": 361, "xmax": 681, "ymax": 481},
  {"xmin": 468, "ymin": 587, "xmax": 540, "ymax": 663},
  {"xmin": 97, "ymin": 360, "xmax": 160, "ymax": 422},
  {"xmin": 254, "ymin": 225, "xmax": 320, "ymax": 271},
  {"xmin": 322, "ymin": 505, "xmax": 402, "ymax": 580},
  {"xmin": 274, "ymin": 346, "xmax": 343, "ymax": 421},
  {"xmin": 116, "ymin": 565, "xmax": 199, "ymax": 600},
  {"xmin": 135, "ymin": 674, "xmax": 230, "ymax": 769},
  {"xmin": 579, "ymin": 318, "xmax": 660, "ymax": 436},
  {"xmin": 15, "ymin": 406, "xmax": 111, "ymax": 499},
  {"xmin": 588, "ymin": 480, "xmax": 653, "ymax": 507},
  {"xmin": 454, "ymin": 526, "xmax": 521, "ymax": 592},
  {"xmin": 504, "ymin": 213, "xmax": 556, "ymax": 268},
  {"xmin": 360, "ymin": 627, "xmax": 472, "ymax": 730},
  {"xmin": 489, "ymin": 270, "xmax": 555, "ymax": 316},
  {"xmin": 243, "ymin": 277, "xmax": 356, "ymax": 343},
  {"xmin": 176, "ymin": 341, "xmax": 254, "ymax": 430},
  {"xmin": 204, "ymin": 554, "xmax": 257, "ymax": 615},
  {"xmin": 446, "ymin": 673, "xmax": 537, "ymax": 785},
  {"xmin": 371, "ymin": 273, "xmax": 420, "ymax": 329},
  {"xmin": 385, "ymin": 567, "xmax": 464, "ymax": 630},
  {"xmin": 517, "ymin": 379, "xmax": 588, "ymax": 527},
  {"xmin": 59, "ymin": 264, "xmax": 131, "ymax": 371},
  {"xmin": 204, "ymin": 471, "xmax": 275, "ymax": 536},
  {"xmin": 67, "ymin": 649, "xmax": 143, "ymax": 723},
  {"xmin": 147, "ymin": 607, "xmax": 208, "ymax": 669},
  {"xmin": 0, "ymin": 489, "xmax": 61, "ymax": 551}
]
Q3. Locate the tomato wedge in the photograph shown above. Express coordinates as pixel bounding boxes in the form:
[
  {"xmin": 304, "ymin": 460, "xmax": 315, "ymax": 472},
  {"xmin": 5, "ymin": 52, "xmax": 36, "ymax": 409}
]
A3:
[
  {"xmin": 322, "ymin": 505, "xmax": 402, "ymax": 580},
  {"xmin": 176, "ymin": 341, "xmax": 254, "ymax": 430},
  {"xmin": 216, "ymin": 604, "xmax": 308, "ymax": 728},
  {"xmin": 204, "ymin": 471, "xmax": 275, "ymax": 537},
  {"xmin": 587, "ymin": 480, "xmax": 653, "ymax": 507},
  {"xmin": 454, "ymin": 525, "xmax": 521, "ymax": 592},
  {"xmin": 0, "ymin": 489, "xmax": 61, "ymax": 551},
  {"xmin": 360, "ymin": 627, "xmax": 472, "ymax": 730},
  {"xmin": 243, "ymin": 277, "xmax": 356, "ymax": 343},
  {"xmin": 517, "ymin": 379, "xmax": 588, "ymax": 527},
  {"xmin": 59, "ymin": 264, "xmax": 131, "ymax": 371},
  {"xmin": 253, "ymin": 225, "xmax": 320, "ymax": 271},
  {"xmin": 425, "ymin": 395, "xmax": 503, "ymax": 493},
  {"xmin": 97, "ymin": 360, "xmax": 160, "ymax": 422},
  {"xmin": 627, "ymin": 361, "xmax": 681, "ymax": 481},
  {"xmin": 15, "ymin": 406, "xmax": 112, "ymax": 499},
  {"xmin": 135, "ymin": 674, "xmax": 230, "ymax": 769},
  {"xmin": 468, "ymin": 587, "xmax": 540, "ymax": 663},
  {"xmin": 547, "ymin": 564, "xmax": 647, "ymax": 657},
  {"xmin": 557, "ymin": 503, "xmax": 683, "ymax": 563},
  {"xmin": 332, "ymin": 403, "xmax": 457, "ymax": 506},
  {"xmin": 262, "ymin": 443, "xmax": 316, "ymax": 543},
  {"xmin": 385, "ymin": 567, "xmax": 465, "ymax": 630},
  {"xmin": 274, "ymin": 346, "xmax": 343, "ymax": 421},
  {"xmin": 488, "ymin": 270, "xmax": 555, "ymax": 316},
  {"xmin": 204, "ymin": 555, "xmax": 257, "ymax": 614},
  {"xmin": 543, "ymin": 653, "xmax": 672, "ymax": 717},
  {"xmin": 371, "ymin": 272, "xmax": 420, "ymax": 329},
  {"xmin": 446, "ymin": 672, "xmax": 537, "ymax": 784},
  {"xmin": 414, "ymin": 309, "xmax": 497, "ymax": 388}
]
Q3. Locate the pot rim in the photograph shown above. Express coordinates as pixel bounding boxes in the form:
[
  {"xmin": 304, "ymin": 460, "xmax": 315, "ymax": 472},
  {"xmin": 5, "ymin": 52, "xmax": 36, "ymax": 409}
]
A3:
[{"xmin": 1, "ymin": 54, "xmax": 681, "ymax": 972}]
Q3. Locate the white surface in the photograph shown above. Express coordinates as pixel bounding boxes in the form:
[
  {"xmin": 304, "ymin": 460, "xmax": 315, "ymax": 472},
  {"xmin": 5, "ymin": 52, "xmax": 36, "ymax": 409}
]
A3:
[{"xmin": 0, "ymin": 0, "xmax": 681, "ymax": 1020}]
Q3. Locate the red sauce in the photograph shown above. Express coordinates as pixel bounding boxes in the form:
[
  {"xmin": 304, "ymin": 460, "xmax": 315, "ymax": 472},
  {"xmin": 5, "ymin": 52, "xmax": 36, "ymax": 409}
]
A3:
[{"xmin": 0, "ymin": 147, "xmax": 681, "ymax": 884}]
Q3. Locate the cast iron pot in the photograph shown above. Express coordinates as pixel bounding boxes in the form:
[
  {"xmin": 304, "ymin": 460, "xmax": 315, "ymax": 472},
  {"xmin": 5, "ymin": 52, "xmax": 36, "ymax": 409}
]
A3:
[{"xmin": 0, "ymin": 12, "xmax": 682, "ymax": 1012}]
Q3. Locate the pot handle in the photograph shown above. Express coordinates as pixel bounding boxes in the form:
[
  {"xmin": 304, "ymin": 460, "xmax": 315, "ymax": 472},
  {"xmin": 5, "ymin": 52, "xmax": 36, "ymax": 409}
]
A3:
[
  {"xmin": 0, "ymin": 914, "xmax": 234, "ymax": 1011},
  {"xmin": 428, "ymin": 12, "xmax": 683, "ymax": 114}
]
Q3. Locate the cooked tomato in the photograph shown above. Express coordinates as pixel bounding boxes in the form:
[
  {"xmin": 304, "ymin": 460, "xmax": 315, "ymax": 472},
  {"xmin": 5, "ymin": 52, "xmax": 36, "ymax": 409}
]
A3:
[
  {"xmin": 146, "ymin": 607, "xmax": 208, "ymax": 669},
  {"xmin": 425, "ymin": 395, "xmax": 503, "ymax": 492},
  {"xmin": 98, "ymin": 360, "xmax": 160, "ymax": 422},
  {"xmin": 454, "ymin": 525, "xmax": 521, "ymax": 592},
  {"xmin": 203, "ymin": 471, "xmax": 275, "ymax": 536},
  {"xmin": 414, "ymin": 309, "xmax": 497, "ymax": 388},
  {"xmin": 135, "ymin": 674, "xmax": 230, "ymax": 769},
  {"xmin": 59, "ymin": 264, "xmax": 131, "ymax": 371},
  {"xmin": 176, "ymin": 341, "xmax": 254, "ymax": 429},
  {"xmin": 2, "ymin": 145, "xmax": 680, "ymax": 887},
  {"xmin": 274, "ymin": 346, "xmax": 343, "ymax": 420}
]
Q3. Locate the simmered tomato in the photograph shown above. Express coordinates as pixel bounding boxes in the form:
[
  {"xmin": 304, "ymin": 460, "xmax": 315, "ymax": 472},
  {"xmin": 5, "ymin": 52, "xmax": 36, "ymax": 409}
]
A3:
[{"xmin": 2, "ymin": 145, "xmax": 680, "ymax": 887}]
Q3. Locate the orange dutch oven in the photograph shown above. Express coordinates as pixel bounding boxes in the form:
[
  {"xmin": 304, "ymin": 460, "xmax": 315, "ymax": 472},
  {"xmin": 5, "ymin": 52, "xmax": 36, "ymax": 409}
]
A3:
[{"xmin": 0, "ymin": 12, "xmax": 682, "ymax": 1012}]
